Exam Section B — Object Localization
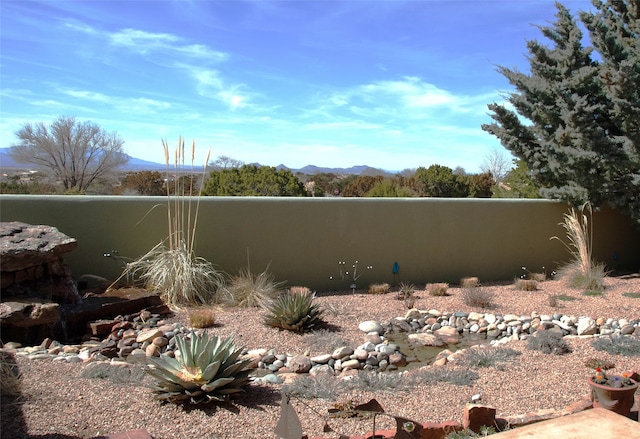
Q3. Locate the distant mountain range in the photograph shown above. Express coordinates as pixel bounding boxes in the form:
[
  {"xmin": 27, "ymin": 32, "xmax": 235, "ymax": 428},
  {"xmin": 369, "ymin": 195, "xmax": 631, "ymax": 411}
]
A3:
[{"xmin": 0, "ymin": 147, "xmax": 390, "ymax": 175}]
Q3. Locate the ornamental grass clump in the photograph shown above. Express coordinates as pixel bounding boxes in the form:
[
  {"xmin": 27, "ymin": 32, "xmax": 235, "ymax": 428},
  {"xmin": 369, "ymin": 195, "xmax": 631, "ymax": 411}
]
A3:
[
  {"xmin": 460, "ymin": 277, "xmax": 479, "ymax": 288},
  {"xmin": 116, "ymin": 138, "xmax": 225, "ymax": 306},
  {"xmin": 0, "ymin": 350, "xmax": 21, "ymax": 397},
  {"xmin": 264, "ymin": 291, "xmax": 325, "ymax": 333},
  {"xmin": 551, "ymin": 203, "xmax": 607, "ymax": 292},
  {"xmin": 188, "ymin": 308, "xmax": 217, "ymax": 328},
  {"xmin": 146, "ymin": 331, "xmax": 254, "ymax": 405},
  {"xmin": 514, "ymin": 278, "xmax": 538, "ymax": 291},
  {"xmin": 428, "ymin": 283, "xmax": 449, "ymax": 296},
  {"xmin": 225, "ymin": 264, "xmax": 284, "ymax": 308},
  {"xmin": 368, "ymin": 283, "xmax": 390, "ymax": 295}
]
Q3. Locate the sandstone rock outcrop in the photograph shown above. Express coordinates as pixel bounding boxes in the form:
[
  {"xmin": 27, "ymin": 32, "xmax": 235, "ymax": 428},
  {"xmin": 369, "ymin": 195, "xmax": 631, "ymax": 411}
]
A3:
[{"xmin": 1, "ymin": 221, "xmax": 80, "ymax": 303}]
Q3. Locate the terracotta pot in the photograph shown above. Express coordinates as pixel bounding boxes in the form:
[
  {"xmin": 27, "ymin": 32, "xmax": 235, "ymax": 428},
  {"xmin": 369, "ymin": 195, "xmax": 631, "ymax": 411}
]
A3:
[{"xmin": 587, "ymin": 377, "xmax": 639, "ymax": 417}]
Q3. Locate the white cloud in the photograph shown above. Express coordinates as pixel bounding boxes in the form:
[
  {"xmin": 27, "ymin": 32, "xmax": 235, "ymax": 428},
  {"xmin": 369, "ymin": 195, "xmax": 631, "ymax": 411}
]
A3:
[
  {"xmin": 64, "ymin": 90, "xmax": 112, "ymax": 103},
  {"xmin": 64, "ymin": 21, "xmax": 228, "ymax": 62},
  {"xmin": 108, "ymin": 28, "xmax": 228, "ymax": 61},
  {"xmin": 305, "ymin": 121, "xmax": 380, "ymax": 130},
  {"xmin": 60, "ymin": 88, "xmax": 172, "ymax": 113},
  {"xmin": 190, "ymin": 68, "xmax": 252, "ymax": 110}
]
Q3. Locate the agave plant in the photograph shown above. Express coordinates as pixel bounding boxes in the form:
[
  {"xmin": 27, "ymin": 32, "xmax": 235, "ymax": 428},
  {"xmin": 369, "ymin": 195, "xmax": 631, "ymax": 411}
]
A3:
[
  {"xmin": 146, "ymin": 331, "xmax": 254, "ymax": 404},
  {"xmin": 264, "ymin": 291, "xmax": 324, "ymax": 333}
]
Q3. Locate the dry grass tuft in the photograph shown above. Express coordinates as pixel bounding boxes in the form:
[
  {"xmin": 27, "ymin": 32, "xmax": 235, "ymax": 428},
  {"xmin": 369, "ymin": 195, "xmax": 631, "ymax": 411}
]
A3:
[
  {"xmin": 461, "ymin": 287, "xmax": 494, "ymax": 308},
  {"xmin": 126, "ymin": 243, "xmax": 226, "ymax": 306},
  {"xmin": 225, "ymin": 266, "xmax": 284, "ymax": 308},
  {"xmin": 289, "ymin": 286, "xmax": 312, "ymax": 296},
  {"xmin": 0, "ymin": 350, "xmax": 21, "ymax": 397},
  {"xmin": 188, "ymin": 308, "xmax": 217, "ymax": 328},
  {"xmin": 515, "ymin": 279, "xmax": 538, "ymax": 291},
  {"xmin": 552, "ymin": 203, "xmax": 607, "ymax": 291},
  {"xmin": 112, "ymin": 138, "xmax": 224, "ymax": 307},
  {"xmin": 368, "ymin": 283, "xmax": 390, "ymax": 294},
  {"xmin": 460, "ymin": 277, "xmax": 479, "ymax": 288},
  {"xmin": 428, "ymin": 283, "xmax": 449, "ymax": 296}
]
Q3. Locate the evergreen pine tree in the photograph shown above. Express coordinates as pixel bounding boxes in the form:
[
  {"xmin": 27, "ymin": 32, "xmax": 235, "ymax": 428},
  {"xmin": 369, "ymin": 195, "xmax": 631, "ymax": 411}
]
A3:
[{"xmin": 482, "ymin": 1, "xmax": 640, "ymax": 223}]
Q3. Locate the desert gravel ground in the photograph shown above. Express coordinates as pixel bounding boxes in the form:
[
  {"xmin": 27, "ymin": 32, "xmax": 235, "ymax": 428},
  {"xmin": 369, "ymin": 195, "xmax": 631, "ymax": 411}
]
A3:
[{"xmin": 1, "ymin": 274, "xmax": 639, "ymax": 439}]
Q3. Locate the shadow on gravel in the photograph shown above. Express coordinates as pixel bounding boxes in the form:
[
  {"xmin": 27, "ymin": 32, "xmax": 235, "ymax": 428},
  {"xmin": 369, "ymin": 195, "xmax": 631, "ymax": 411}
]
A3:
[{"xmin": 179, "ymin": 382, "xmax": 281, "ymax": 416}]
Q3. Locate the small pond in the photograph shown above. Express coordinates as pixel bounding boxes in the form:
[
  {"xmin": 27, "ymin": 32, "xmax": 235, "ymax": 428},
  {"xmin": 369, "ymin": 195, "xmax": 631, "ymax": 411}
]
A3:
[{"xmin": 384, "ymin": 331, "xmax": 491, "ymax": 371}]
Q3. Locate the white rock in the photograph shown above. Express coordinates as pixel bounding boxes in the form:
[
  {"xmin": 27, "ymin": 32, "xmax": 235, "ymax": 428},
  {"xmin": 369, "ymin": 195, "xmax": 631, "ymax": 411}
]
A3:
[
  {"xmin": 358, "ymin": 320, "xmax": 383, "ymax": 334},
  {"xmin": 310, "ymin": 354, "xmax": 332, "ymax": 364},
  {"xmin": 468, "ymin": 312, "xmax": 483, "ymax": 321},
  {"xmin": 577, "ymin": 317, "xmax": 598, "ymax": 336},
  {"xmin": 332, "ymin": 346, "xmax": 354, "ymax": 360},
  {"xmin": 484, "ymin": 314, "xmax": 497, "ymax": 324}
]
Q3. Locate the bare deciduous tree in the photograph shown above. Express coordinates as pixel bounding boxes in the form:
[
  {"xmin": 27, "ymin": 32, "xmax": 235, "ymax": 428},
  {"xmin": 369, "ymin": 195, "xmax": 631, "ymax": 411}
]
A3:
[
  {"xmin": 209, "ymin": 155, "xmax": 244, "ymax": 170},
  {"xmin": 11, "ymin": 116, "xmax": 128, "ymax": 192},
  {"xmin": 480, "ymin": 147, "xmax": 512, "ymax": 184}
]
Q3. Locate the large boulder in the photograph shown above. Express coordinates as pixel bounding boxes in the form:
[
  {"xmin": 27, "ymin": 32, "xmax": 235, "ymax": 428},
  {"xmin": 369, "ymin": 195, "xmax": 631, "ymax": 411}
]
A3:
[
  {"xmin": 1, "ymin": 222, "xmax": 80, "ymax": 303},
  {"xmin": 0, "ymin": 300, "xmax": 63, "ymax": 345}
]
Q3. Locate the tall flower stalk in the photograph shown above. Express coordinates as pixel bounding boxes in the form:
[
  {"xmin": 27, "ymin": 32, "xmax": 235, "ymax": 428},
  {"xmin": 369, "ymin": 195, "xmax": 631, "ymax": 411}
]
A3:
[
  {"xmin": 551, "ymin": 202, "xmax": 606, "ymax": 291},
  {"xmin": 117, "ymin": 138, "xmax": 223, "ymax": 306}
]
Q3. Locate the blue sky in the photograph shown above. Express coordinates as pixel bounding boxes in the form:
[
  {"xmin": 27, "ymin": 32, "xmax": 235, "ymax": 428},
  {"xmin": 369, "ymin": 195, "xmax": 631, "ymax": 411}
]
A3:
[{"xmin": 1, "ymin": 0, "xmax": 593, "ymax": 172}]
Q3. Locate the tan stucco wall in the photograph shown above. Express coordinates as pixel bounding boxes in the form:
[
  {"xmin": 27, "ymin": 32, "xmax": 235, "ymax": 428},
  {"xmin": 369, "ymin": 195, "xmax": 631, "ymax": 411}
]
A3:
[{"xmin": 1, "ymin": 195, "xmax": 638, "ymax": 291}]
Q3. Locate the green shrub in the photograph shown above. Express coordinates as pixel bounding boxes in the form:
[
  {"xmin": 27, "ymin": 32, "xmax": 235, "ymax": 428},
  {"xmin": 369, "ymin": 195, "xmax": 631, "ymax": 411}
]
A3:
[
  {"xmin": 555, "ymin": 294, "xmax": 577, "ymax": 302},
  {"xmin": 461, "ymin": 287, "xmax": 494, "ymax": 308},
  {"xmin": 225, "ymin": 266, "xmax": 284, "ymax": 308},
  {"xmin": 428, "ymin": 283, "xmax": 450, "ymax": 297},
  {"xmin": 591, "ymin": 335, "xmax": 640, "ymax": 356},
  {"xmin": 455, "ymin": 346, "xmax": 521, "ymax": 369},
  {"xmin": 623, "ymin": 292, "xmax": 640, "ymax": 299},
  {"xmin": 583, "ymin": 290, "xmax": 603, "ymax": 297},
  {"xmin": 264, "ymin": 291, "xmax": 325, "ymax": 333},
  {"xmin": 527, "ymin": 330, "xmax": 572, "ymax": 355},
  {"xmin": 146, "ymin": 331, "xmax": 254, "ymax": 404}
]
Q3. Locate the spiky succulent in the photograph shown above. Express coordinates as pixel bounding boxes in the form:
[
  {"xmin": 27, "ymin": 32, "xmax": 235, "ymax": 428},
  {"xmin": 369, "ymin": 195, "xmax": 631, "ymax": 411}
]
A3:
[
  {"xmin": 146, "ymin": 331, "xmax": 254, "ymax": 404},
  {"xmin": 264, "ymin": 291, "xmax": 324, "ymax": 333}
]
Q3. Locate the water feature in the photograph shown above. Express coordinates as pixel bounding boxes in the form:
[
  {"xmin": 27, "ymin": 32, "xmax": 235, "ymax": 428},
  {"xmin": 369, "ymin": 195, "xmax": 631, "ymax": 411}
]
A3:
[{"xmin": 384, "ymin": 329, "xmax": 490, "ymax": 371}]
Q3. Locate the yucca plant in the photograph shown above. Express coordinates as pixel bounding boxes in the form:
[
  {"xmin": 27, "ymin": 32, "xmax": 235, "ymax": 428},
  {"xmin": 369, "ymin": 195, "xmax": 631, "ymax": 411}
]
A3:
[
  {"xmin": 551, "ymin": 202, "xmax": 607, "ymax": 291},
  {"xmin": 146, "ymin": 331, "xmax": 254, "ymax": 404},
  {"xmin": 264, "ymin": 291, "xmax": 325, "ymax": 333}
]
